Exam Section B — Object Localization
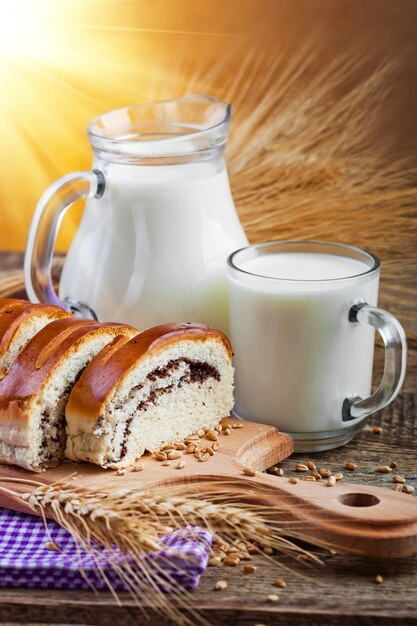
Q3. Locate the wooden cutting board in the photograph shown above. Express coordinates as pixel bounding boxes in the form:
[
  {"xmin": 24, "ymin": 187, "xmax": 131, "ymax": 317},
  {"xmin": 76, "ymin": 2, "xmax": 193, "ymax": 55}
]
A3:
[{"xmin": 0, "ymin": 418, "xmax": 416, "ymax": 558}]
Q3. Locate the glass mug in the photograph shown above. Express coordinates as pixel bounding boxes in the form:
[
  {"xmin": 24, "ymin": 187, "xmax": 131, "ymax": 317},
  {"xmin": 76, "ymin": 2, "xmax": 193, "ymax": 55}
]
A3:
[
  {"xmin": 227, "ymin": 241, "xmax": 407, "ymax": 451},
  {"xmin": 24, "ymin": 95, "xmax": 248, "ymax": 334}
]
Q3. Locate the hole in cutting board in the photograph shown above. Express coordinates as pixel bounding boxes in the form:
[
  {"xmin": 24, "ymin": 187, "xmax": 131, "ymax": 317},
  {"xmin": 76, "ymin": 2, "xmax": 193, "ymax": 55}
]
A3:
[{"xmin": 338, "ymin": 493, "xmax": 380, "ymax": 507}]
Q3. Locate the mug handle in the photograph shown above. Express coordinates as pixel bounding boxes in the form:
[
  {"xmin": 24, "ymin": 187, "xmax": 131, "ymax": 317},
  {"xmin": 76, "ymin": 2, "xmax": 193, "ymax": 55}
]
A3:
[
  {"xmin": 24, "ymin": 170, "xmax": 105, "ymax": 318},
  {"xmin": 342, "ymin": 302, "xmax": 407, "ymax": 421}
]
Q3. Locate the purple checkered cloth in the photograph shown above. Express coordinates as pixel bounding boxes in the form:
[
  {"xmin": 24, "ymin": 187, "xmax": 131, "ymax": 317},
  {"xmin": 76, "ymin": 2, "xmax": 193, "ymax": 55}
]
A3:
[{"xmin": 0, "ymin": 507, "xmax": 212, "ymax": 590}]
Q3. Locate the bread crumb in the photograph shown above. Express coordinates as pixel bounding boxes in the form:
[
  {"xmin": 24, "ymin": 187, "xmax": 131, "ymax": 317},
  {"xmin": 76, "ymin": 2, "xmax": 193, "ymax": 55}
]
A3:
[
  {"xmin": 215, "ymin": 580, "xmax": 228, "ymax": 591},
  {"xmin": 267, "ymin": 594, "xmax": 279, "ymax": 603}
]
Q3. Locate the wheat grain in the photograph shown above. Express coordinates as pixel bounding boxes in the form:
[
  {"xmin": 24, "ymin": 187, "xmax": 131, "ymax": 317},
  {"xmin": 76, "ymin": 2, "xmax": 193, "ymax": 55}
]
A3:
[
  {"xmin": 344, "ymin": 462, "xmax": 357, "ymax": 471},
  {"xmin": 318, "ymin": 468, "xmax": 331, "ymax": 478},
  {"xmin": 295, "ymin": 464, "xmax": 308, "ymax": 473},
  {"xmin": 243, "ymin": 564, "xmax": 257, "ymax": 573},
  {"xmin": 167, "ymin": 451, "xmax": 182, "ymax": 460}
]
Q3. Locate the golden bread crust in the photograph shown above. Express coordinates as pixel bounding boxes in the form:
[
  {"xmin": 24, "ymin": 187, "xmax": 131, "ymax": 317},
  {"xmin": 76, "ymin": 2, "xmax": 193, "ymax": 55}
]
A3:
[
  {"xmin": 0, "ymin": 318, "xmax": 137, "ymax": 450},
  {"xmin": 0, "ymin": 298, "xmax": 71, "ymax": 356},
  {"xmin": 66, "ymin": 322, "xmax": 232, "ymax": 426},
  {"xmin": 0, "ymin": 317, "xmax": 136, "ymax": 408}
]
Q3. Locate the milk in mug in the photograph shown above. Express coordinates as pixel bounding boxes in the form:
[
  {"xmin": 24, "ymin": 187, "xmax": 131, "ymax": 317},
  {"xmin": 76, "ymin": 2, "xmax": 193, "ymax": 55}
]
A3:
[{"xmin": 228, "ymin": 246, "xmax": 380, "ymax": 437}]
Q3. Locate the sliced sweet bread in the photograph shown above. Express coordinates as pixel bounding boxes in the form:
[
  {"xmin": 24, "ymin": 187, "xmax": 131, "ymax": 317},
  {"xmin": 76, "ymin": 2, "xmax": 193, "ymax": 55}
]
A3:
[
  {"xmin": 0, "ymin": 317, "xmax": 137, "ymax": 471},
  {"xmin": 65, "ymin": 323, "xmax": 234, "ymax": 469},
  {"xmin": 0, "ymin": 299, "xmax": 71, "ymax": 379}
]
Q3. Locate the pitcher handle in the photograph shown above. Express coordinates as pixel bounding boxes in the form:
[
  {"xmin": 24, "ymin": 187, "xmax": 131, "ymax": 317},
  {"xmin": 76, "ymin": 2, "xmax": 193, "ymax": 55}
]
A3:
[
  {"xmin": 24, "ymin": 170, "xmax": 105, "ymax": 318},
  {"xmin": 342, "ymin": 302, "xmax": 407, "ymax": 421}
]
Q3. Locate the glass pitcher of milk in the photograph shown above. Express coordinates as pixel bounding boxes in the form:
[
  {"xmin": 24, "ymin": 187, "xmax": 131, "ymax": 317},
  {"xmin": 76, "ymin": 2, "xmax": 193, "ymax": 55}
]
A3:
[{"xmin": 24, "ymin": 95, "xmax": 248, "ymax": 333}]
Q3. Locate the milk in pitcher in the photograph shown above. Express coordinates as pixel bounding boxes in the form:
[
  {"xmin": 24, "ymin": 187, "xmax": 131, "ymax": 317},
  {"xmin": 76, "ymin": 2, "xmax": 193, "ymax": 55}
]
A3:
[
  {"xmin": 60, "ymin": 157, "xmax": 246, "ymax": 332},
  {"xmin": 25, "ymin": 96, "xmax": 248, "ymax": 332}
]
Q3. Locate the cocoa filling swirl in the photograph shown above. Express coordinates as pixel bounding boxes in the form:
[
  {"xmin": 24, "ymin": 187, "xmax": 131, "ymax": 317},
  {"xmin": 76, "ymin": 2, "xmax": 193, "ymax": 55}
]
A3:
[{"xmin": 115, "ymin": 358, "xmax": 221, "ymax": 461}]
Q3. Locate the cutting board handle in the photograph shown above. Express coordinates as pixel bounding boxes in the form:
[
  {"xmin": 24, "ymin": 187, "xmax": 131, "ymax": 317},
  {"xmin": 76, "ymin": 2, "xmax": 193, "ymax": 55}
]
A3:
[
  {"xmin": 224, "ymin": 471, "xmax": 417, "ymax": 558},
  {"xmin": 223, "ymin": 425, "xmax": 417, "ymax": 558}
]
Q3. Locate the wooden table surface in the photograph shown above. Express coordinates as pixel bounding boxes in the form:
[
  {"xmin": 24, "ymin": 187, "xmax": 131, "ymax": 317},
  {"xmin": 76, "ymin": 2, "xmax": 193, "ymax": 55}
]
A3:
[{"xmin": 0, "ymin": 253, "xmax": 416, "ymax": 626}]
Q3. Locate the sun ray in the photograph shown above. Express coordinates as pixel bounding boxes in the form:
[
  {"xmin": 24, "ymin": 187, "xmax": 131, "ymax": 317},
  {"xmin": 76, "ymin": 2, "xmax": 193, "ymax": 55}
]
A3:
[{"xmin": 55, "ymin": 24, "xmax": 249, "ymax": 39}]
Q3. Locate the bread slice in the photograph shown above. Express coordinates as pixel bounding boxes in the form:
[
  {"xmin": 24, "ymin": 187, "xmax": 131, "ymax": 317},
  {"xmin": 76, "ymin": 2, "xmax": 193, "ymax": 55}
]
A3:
[
  {"xmin": 0, "ymin": 299, "xmax": 71, "ymax": 379},
  {"xmin": 65, "ymin": 323, "xmax": 234, "ymax": 469},
  {"xmin": 0, "ymin": 318, "xmax": 137, "ymax": 471}
]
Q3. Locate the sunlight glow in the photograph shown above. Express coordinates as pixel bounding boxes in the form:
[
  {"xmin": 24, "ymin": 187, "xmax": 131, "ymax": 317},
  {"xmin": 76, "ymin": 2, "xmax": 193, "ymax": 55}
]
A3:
[
  {"xmin": 0, "ymin": 0, "xmax": 51, "ymax": 60},
  {"xmin": 0, "ymin": 0, "xmax": 163, "ymax": 249},
  {"xmin": 0, "ymin": 0, "xmax": 246, "ymax": 250}
]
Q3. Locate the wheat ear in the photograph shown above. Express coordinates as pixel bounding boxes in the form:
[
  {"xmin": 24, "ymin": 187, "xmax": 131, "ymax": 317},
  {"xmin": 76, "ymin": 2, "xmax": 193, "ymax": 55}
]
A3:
[{"xmin": 0, "ymin": 479, "xmax": 321, "ymax": 624}]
